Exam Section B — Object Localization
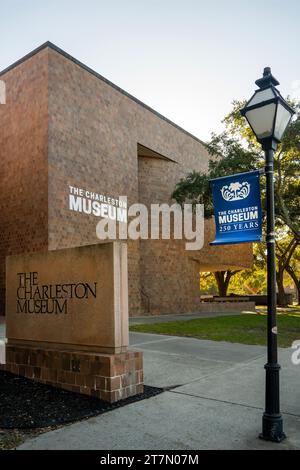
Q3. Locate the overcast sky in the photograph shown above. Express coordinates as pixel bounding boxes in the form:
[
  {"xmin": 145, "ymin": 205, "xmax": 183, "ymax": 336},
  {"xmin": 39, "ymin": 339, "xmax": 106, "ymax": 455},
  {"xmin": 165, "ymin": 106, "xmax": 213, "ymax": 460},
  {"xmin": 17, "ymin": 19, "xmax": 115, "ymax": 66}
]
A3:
[{"xmin": 1, "ymin": 0, "xmax": 299, "ymax": 141}]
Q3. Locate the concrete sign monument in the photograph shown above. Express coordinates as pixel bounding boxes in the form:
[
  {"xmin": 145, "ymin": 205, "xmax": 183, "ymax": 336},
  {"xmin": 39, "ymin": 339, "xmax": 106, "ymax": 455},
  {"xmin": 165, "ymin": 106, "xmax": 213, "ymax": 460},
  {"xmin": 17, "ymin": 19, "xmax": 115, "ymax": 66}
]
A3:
[{"xmin": 1, "ymin": 242, "xmax": 143, "ymax": 402}]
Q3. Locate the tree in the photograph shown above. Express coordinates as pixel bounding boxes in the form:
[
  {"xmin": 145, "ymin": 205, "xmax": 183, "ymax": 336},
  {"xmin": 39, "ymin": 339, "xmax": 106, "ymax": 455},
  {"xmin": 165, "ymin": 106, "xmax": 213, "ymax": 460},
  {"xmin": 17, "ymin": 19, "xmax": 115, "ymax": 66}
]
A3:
[
  {"xmin": 256, "ymin": 231, "xmax": 299, "ymax": 306},
  {"xmin": 286, "ymin": 262, "xmax": 300, "ymax": 305},
  {"xmin": 172, "ymin": 100, "xmax": 300, "ymax": 300},
  {"xmin": 276, "ymin": 235, "xmax": 299, "ymax": 306},
  {"xmin": 223, "ymin": 99, "xmax": 300, "ymax": 238},
  {"xmin": 214, "ymin": 105, "xmax": 300, "ymax": 304},
  {"xmin": 214, "ymin": 270, "xmax": 240, "ymax": 297},
  {"xmin": 200, "ymin": 270, "xmax": 240, "ymax": 297},
  {"xmin": 172, "ymin": 133, "xmax": 259, "ymax": 215},
  {"xmin": 280, "ymin": 238, "xmax": 300, "ymax": 305},
  {"xmin": 200, "ymin": 272, "xmax": 217, "ymax": 295},
  {"xmin": 229, "ymin": 245, "xmax": 267, "ymax": 295}
]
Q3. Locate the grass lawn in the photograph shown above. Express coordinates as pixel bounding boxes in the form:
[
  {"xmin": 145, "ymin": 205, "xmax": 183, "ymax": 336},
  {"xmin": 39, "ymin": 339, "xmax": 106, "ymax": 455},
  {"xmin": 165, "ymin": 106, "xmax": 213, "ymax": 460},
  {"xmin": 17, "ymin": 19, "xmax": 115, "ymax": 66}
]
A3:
[{"xmin": 130, "ymin": 313, "xmax": 300, "ymax": 348}]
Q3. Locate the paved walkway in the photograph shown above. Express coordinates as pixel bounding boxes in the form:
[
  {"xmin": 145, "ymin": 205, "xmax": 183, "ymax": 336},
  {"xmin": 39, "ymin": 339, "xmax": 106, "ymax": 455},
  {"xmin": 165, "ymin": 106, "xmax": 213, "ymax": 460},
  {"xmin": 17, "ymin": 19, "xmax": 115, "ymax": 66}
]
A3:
[
  {"xmin": 129, "ymin": 309, "xmax": 252, "ymax": 325},
  {"xmin": 18, "ymin": 331, "xmax": 300, "ymax": 450},
  {"xmin": 0, "ymin": 318, "xmax": 5, "ymax": 364}
]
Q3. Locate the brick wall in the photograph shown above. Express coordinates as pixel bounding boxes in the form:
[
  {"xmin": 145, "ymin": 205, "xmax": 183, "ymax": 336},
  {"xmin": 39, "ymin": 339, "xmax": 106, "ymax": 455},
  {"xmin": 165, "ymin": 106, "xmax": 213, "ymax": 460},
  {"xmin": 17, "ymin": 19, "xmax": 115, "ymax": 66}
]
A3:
[
  {"xmin": 0, "ymin": 49, "xmax": 49, "ymax": 315},
  {"xmin": 46, "ymin": 47, "xmax": 216, "ymax": 316},
  {"xmin": 2, "ymin": 346, "xmax": 143, "ymax": 402},
  {"xmin": 0, "ymin": 43, "xmax": 253, "ymax": 317}
]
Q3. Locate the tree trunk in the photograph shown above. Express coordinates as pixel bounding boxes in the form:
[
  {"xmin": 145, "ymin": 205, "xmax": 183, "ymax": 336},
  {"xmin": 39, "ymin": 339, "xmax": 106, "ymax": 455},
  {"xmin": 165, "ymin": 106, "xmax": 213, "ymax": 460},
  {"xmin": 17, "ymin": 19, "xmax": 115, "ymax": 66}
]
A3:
[
  {"xmin": 276, "ymin": 239, "xmax": 298, "ymax": 306},
  {"xmin": 276, "ymin": 269, "xmax": 287, "ymax": 307},
  {"xmin": 285, "ymin": 265, "xmax": 300, "ymax": 305},
  {"xmin": 214, "ymin": 271, "xmax": 233, "ymax": 297},
  {"xmin": 295, "ymin": 283, "xmax": 300, "ymax": 306},
  {"xmin": 297, "ymin": 284, "xmax": 300, "ymax": 306},
  {"xmin": 214, "ymin": 272, "xmax": 227, "ymax": 296}
]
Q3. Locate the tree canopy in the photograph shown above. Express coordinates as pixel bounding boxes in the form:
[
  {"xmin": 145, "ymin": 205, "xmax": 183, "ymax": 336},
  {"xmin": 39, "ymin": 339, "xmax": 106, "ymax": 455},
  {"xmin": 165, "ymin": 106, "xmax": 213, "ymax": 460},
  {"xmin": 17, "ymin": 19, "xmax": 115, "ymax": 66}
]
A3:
[
  {"xmin": 173, "ymin": 99, "xmax": 300, "ymax": 301},
  {"xmin": 173, "ymin": 99, "xmax": 300, "ymax": 235}
]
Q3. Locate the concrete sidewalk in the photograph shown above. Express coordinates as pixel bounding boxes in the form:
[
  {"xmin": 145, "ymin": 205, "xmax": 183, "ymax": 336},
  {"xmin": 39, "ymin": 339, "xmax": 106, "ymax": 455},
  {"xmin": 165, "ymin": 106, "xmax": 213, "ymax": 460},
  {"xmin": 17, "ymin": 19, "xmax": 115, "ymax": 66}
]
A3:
[
  {"xmin": 18, "ymin": 332, "xmax": 300, "ymax": 450},
  {"xmin": 129, "ymin": 310, "xmax": 253, "ymax": 325}
]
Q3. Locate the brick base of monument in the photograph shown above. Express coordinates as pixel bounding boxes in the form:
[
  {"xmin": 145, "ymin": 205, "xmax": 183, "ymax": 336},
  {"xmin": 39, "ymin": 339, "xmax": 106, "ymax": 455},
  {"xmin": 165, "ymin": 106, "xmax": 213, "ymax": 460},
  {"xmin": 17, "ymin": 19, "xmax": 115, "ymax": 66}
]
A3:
[{"xmin": 0, "ymin": 345, "xmax": 144, "ymax": 403}]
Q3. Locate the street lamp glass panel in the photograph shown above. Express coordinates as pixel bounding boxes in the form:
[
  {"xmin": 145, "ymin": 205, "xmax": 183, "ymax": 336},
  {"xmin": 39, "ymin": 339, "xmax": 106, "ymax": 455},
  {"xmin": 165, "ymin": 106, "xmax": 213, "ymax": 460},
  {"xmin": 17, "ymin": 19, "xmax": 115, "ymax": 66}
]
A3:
[
  {"xmin": 274, "ymin": 102, "xmax": 293, "ymax": 141},
  {"xmin": 248, "ymin": 88, "xmax": 276, "ymax": 107},
  {"xmin": 245, "ymin": 103, "xmax": 276, "ymax": 139},
  {"xmin": 241, "ymin": 68, "xmax": 295, "ymax": 146}
]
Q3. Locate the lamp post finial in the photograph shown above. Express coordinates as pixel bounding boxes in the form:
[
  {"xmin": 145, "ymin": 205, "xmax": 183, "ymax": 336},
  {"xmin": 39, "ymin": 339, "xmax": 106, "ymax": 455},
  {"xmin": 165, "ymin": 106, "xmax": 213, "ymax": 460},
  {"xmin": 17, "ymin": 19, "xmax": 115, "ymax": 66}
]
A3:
[
  {"xmin": 263, "ymin": 66, "xmax": 271, "ymax": 76},
  {"xmin": 256, "ymin": 67, "xmax": 279, "ymax": 89}
]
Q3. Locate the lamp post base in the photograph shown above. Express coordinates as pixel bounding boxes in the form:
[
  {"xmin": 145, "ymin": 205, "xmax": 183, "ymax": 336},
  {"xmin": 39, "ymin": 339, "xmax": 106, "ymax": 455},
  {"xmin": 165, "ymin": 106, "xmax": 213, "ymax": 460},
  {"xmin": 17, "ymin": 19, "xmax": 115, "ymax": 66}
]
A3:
[{"xmin": 259, "ymin": 413, "xmax": 286, "ymax": 443}]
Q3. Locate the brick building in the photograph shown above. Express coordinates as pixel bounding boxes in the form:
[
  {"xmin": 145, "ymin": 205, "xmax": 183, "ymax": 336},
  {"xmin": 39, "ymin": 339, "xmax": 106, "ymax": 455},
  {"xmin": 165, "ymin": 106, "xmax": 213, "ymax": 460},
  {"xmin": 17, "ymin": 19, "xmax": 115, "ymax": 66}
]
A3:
[{"xmin": 0, "ymin": 42, "xmax": 252, "ymax": 317}]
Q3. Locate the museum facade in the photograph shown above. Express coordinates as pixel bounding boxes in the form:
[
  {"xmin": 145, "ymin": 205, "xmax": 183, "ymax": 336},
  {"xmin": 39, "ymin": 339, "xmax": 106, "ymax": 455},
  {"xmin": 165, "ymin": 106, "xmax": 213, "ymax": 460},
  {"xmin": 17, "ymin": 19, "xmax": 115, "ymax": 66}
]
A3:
[{"xmin": 0, "ymin": 42, "xmax": 252, "ymax": 317}]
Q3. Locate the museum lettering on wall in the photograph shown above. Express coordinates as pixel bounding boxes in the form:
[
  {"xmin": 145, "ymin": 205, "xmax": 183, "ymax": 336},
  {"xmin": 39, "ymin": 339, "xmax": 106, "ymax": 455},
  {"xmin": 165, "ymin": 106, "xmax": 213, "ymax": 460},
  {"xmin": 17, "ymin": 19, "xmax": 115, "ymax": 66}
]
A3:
[
  {"xmin": 16, "ymin": 271, "xmax": 97, "ymax": 315},
  {"xmin": 68, "ymin": 185, "xmax": 127, "ymax": 222}
]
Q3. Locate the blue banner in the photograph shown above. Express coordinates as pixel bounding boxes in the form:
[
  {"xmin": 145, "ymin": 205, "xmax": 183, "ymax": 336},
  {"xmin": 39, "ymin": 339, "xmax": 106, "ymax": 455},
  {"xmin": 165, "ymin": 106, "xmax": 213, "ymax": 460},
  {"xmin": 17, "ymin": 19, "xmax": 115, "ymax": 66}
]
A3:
[{"xmin": 210, "ymin": 170, "xmax": 262, "ymax": 245}]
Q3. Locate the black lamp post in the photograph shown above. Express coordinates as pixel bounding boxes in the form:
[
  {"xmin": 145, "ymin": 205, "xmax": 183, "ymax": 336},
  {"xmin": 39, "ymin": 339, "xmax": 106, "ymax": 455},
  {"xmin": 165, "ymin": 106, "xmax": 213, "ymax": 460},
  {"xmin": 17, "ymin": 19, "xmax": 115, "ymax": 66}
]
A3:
[{"xmin": 241, "ymin": 68, "xmax": 295, "ymax": 443}]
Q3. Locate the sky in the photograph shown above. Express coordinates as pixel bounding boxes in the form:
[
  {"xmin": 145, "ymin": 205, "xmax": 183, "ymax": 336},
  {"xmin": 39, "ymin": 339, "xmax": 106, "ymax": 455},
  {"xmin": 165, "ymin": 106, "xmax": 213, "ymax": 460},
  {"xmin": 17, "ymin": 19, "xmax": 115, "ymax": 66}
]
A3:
[{"xmin": 0, "ymin": 0, "xmax": 300, "ymax": 141}]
